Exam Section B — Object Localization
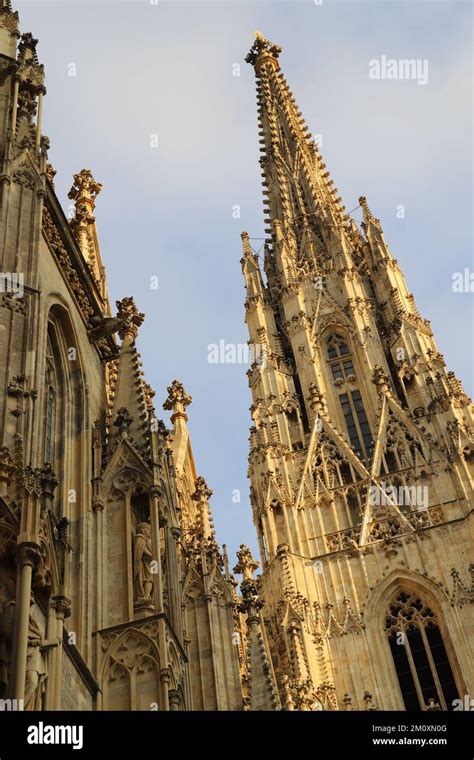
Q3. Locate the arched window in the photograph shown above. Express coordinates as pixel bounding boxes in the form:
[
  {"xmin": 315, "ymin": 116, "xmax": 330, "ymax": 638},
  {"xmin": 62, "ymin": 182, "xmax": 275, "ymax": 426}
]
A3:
[
  {"xmin": 385, "ymin": 591, "xmax": 459, "ymax": 711},
  {"xmin": 43, "ymin": 308, "xmax": 83, "ymax": 519},
  {"xmin": 44, "ymin": 330, "xmax": 61, "ymax": 472},
  {"xmin": 326, "ymin": 333, "xmax": 354, "ymax": 382},
  {"xmin": 325, "ymin": 333, "xmax": 373, "ymax": 461}
]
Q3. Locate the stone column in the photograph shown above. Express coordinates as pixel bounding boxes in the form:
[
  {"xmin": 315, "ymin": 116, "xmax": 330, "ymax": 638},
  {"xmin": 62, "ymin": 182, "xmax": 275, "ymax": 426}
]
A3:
[
  {"xmin": 35, "ymin": 86, "xmax": 46, "ymax": 149},
  {"xmin": 10, "ymin": 544, "xmax": 38, "ymax": 701},
  {"xmin": 11, "ymin": 76, "xmax": 19, "ymax": 133},
  {"xmin": 165, "ymin": 525, "xmax": 181, "ymax": 633},
  {"xmin": 168, "ymin": 688, "xmax": 180, "ymax": 711},
  {"xmin": 149, "ymin": 485, "xmax": 164, "ymax": 613},
  {"xmin": 159, "ymin": 667, "xmax": 170, "ymax": 711},
  {"xmin": 48, "ymin": 595, "xmax": 71, "ymax": 709}
]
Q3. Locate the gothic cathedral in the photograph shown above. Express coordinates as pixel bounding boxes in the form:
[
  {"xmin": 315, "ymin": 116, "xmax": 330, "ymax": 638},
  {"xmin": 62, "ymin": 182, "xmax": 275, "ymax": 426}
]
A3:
[{"xmin": 0, "ymin": 4, "xmax": 472, "ymax": 712}]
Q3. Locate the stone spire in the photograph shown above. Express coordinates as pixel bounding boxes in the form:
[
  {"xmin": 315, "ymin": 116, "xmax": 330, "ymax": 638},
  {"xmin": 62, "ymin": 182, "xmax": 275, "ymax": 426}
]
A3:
[
  {"xmin": 234, "ymin": 545, "xmax": 280, "ymax": 711},
  {"xmin": 191, "ymin": 475, "xmax": 214, "ymax": 541},
  {"xmin": 108, "ymin": 297, "xmax": 151, "ymax": 458},
  {"xmin": 246, "ymin": 31, "xmax": 345, "ymax": 253},
  {"xmin": 68, "ymin": 169, "xmax": 111, "ymax": 313},
  {"xmin": 163, "ymin": 379, "xmax": 193, "ymax": 473}
]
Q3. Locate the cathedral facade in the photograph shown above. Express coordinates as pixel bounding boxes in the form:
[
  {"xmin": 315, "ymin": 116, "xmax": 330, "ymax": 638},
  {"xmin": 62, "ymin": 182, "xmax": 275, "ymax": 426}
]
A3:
[{"xmin": 0, "ymin": 4, "xmax": 472, "ymax": 712}]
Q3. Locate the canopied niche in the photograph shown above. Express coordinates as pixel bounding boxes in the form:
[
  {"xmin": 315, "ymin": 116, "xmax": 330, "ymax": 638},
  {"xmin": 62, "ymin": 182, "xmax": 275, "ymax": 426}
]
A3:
[{"xmin": 131, "ymin": 488, "xmax": 153, "ymax": 611}]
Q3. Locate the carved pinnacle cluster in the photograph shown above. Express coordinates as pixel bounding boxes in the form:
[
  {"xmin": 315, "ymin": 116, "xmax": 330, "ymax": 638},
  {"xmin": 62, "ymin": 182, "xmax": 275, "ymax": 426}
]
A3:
[
  {"xmin": 68, "ymin": 168, "xmax": 102, "ymax": 204},
  {"xmin": 115, "ymin": 296, "xmax": 145, "ymax": 339},
  {"xmin": 234, "ymin": 544, "xmax": 259, "ymax": 581},
  {"xmin": 192, "ymin": 475, "xmax": 213, "ymax": 502},
  {"xmin": 18, "ymin": 32, "xmax": 40, "ymax": 64},
  {"xmin": 163, "ymin": 380, "xmax": 192, "ymax": 417},
  {"xmin": 68, "ymin": 169, "xmax": 102, "ymax": 224},
  {"xmin": 245, "ymin": 31, "xmax": 282, "ymax": 66}
]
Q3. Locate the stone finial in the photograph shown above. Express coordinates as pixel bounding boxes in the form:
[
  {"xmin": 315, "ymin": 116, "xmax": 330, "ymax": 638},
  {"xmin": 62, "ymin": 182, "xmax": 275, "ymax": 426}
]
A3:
[
  {"xmin": 115, "ymin": 296, "xmax": 145, "ymax": 340},
  {"xmin": 359, "ymin": 196, "xmax": 381, "ymax": 229},
  {"xmin": 113, "ymin": 406, "xmax": 133, "ymax": 435},
  {"xmin": 45, "ymin": 163, "xmax": 56, "ymax": 188},
  {"xmin": 68, "ymin": 168, "xmax": 102, "ymax": 204},
  {"xmin": 143, "ymin": 382, "xmax": 156, "ymax": 413},
  {"xmin": 18, "ymin": 32, "xmax": 40, "ymax": 64},
  {"xmin": 359, "ymin": 196, "xmax": 373, "ymax": 222},
  {"xmin": 192, "ymin": 476, "xmax": 214, "ymax": 541},
  {"xmin": 192, "ymin": 475, "xmax": 213, "ymax": 502},
  {"xmin": 372, "ymin": 365, "xmax": 390, "ymax": 393},
  {"xmin": 39, "ymin": 462, "xmax": 59, "ymax": 503},
  {"xmin": 68, "ymin": 169, "xmax": 102, "ymax": 224},
  {"xmin": 246, "ymin": 31, "xmax": 282, "ymax": 66},
  {"xmin": 163, "ymin": 379, "xmax": 192, "ymax": 420},
  {"xmin": 233, "ymin": 544, "xmax": 259, "ymax": 581},
  {"xmin": 240, "ymin": 230, "xmax": 252, "ymax": 254}
]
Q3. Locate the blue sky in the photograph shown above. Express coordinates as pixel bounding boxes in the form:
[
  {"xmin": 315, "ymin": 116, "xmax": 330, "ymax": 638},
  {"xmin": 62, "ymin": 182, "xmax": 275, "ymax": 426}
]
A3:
[{"xmin": 16, "ymin": 0, "xmax": 473, "ymax": 564}]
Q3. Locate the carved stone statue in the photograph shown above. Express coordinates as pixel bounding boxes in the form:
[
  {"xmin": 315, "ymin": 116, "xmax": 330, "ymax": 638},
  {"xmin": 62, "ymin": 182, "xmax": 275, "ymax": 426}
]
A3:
[
  {"xmin": 133, "ymin": 523, "xmax": 153, "ymax": 603},
  {"xmin": 24, "ymin": 598, "xmax": 46, "ymax": 710}
]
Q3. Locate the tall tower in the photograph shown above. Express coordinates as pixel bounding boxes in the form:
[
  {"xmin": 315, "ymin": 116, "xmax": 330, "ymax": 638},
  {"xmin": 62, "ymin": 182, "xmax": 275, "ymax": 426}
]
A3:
[{"xmin": 242, "ymin": 33, "xmax": 473, "ymax": 711}]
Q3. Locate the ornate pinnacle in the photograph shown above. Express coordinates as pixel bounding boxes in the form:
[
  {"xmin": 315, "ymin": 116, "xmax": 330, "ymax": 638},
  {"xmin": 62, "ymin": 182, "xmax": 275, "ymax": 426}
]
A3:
[
  {"xmin": 143, "ymin": 382, "xmax": 156, "ymax": 413},
  {"xmin": 359, "ymin": 196, "xmax": 373, "ymax": 221},
  {"xmin": 234, "ymin": 545, "xmax": 263, "ymax": 618},
  {"xmin": 45, "ymin": 163, "xmax": 56, "ymax": 189},
  {"xmin": 18, "ymin": 32, "xmax": 40, "ymax": 64},
  {"xmin": 245, "ymin": 31, "xmax": 282, "ymax": 67},
  {"xmin": 115, "ymin": 296, "xmax": 145, "ymax": 340},
  {"xmin": 113, "ymin": 407, "xmax": 133, "ymax": 435},
  {"xmin": 39, "ymin": 462, "xmax": 59, "ymax": 502},
  {"xmin": 233, "ymin": 544, "xmax": 259, "ymax": 581},
  {"xmin": 68, "ymin": 169, "xmax": 102, "ymax": 225},
  {"xmin": 359, "ymin": 196, "xmax": 381, "ymax": 229},
  {"xmin": 163, "ymin": 379, "xmax": 192, "ymax": 420},
  {"xmin": 192, "ymin": 475, "xmax": 213, "ymax": 502},
  {"xmin": 192, "ymin": 476, "xmax": 214, "ymax": 540},
  {"xmin": 372, "ymin": 365, "xmax": 391, "ymax": 393},
  {"xmin": 68, "ymin": 169, "xmax": 102, "ymax": 203}
]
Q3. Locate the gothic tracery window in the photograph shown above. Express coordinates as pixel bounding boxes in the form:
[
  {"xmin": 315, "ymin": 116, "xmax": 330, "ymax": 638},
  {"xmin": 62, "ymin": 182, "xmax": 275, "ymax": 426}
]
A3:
[
  {"xmin": 44, "ymin": 333, "xmax": 58, "ymax": 466},
  {"xmin": 325, "ymin": 333, "xmax": 372, "ymax": 460},
  {"xmin": 385, "ymin": 591, "xmax": 459, "ymax": 711},
  {"xmin": 326, "ymin": 333, "xmax": 354, "ymax": 382}
]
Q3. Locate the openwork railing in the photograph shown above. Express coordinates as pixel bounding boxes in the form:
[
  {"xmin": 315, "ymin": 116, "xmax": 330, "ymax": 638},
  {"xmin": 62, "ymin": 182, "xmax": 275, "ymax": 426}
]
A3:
[{"xmin": 325, "ymin": 505, "xmax": 445, "ymax": 552}]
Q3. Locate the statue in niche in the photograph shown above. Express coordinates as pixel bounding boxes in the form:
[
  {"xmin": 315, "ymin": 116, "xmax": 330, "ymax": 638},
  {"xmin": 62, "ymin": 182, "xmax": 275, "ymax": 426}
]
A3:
[{"xmin": 133, "ymin": 522, "xmax": 153, "ymax": 603}]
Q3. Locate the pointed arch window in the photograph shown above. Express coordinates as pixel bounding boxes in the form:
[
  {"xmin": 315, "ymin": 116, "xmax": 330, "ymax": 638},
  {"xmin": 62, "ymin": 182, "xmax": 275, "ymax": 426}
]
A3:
[
  {"xmin": 45, "ymin": 386, "xmax": 55, "ymax": 464},
  {"xmin": 385, "ymin": 591, "xmax": 459, "ymax": 711},
  {"xmin": 326, "ymin": 333, "xmax": 354, "ymax": 382},
  {"xmin": 44, "ymin": 334, "xmax": 57, "ymax": 465},
  {"xmin": 325, "ymin": 333, "xmax": 373, "ymax": 460}
]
